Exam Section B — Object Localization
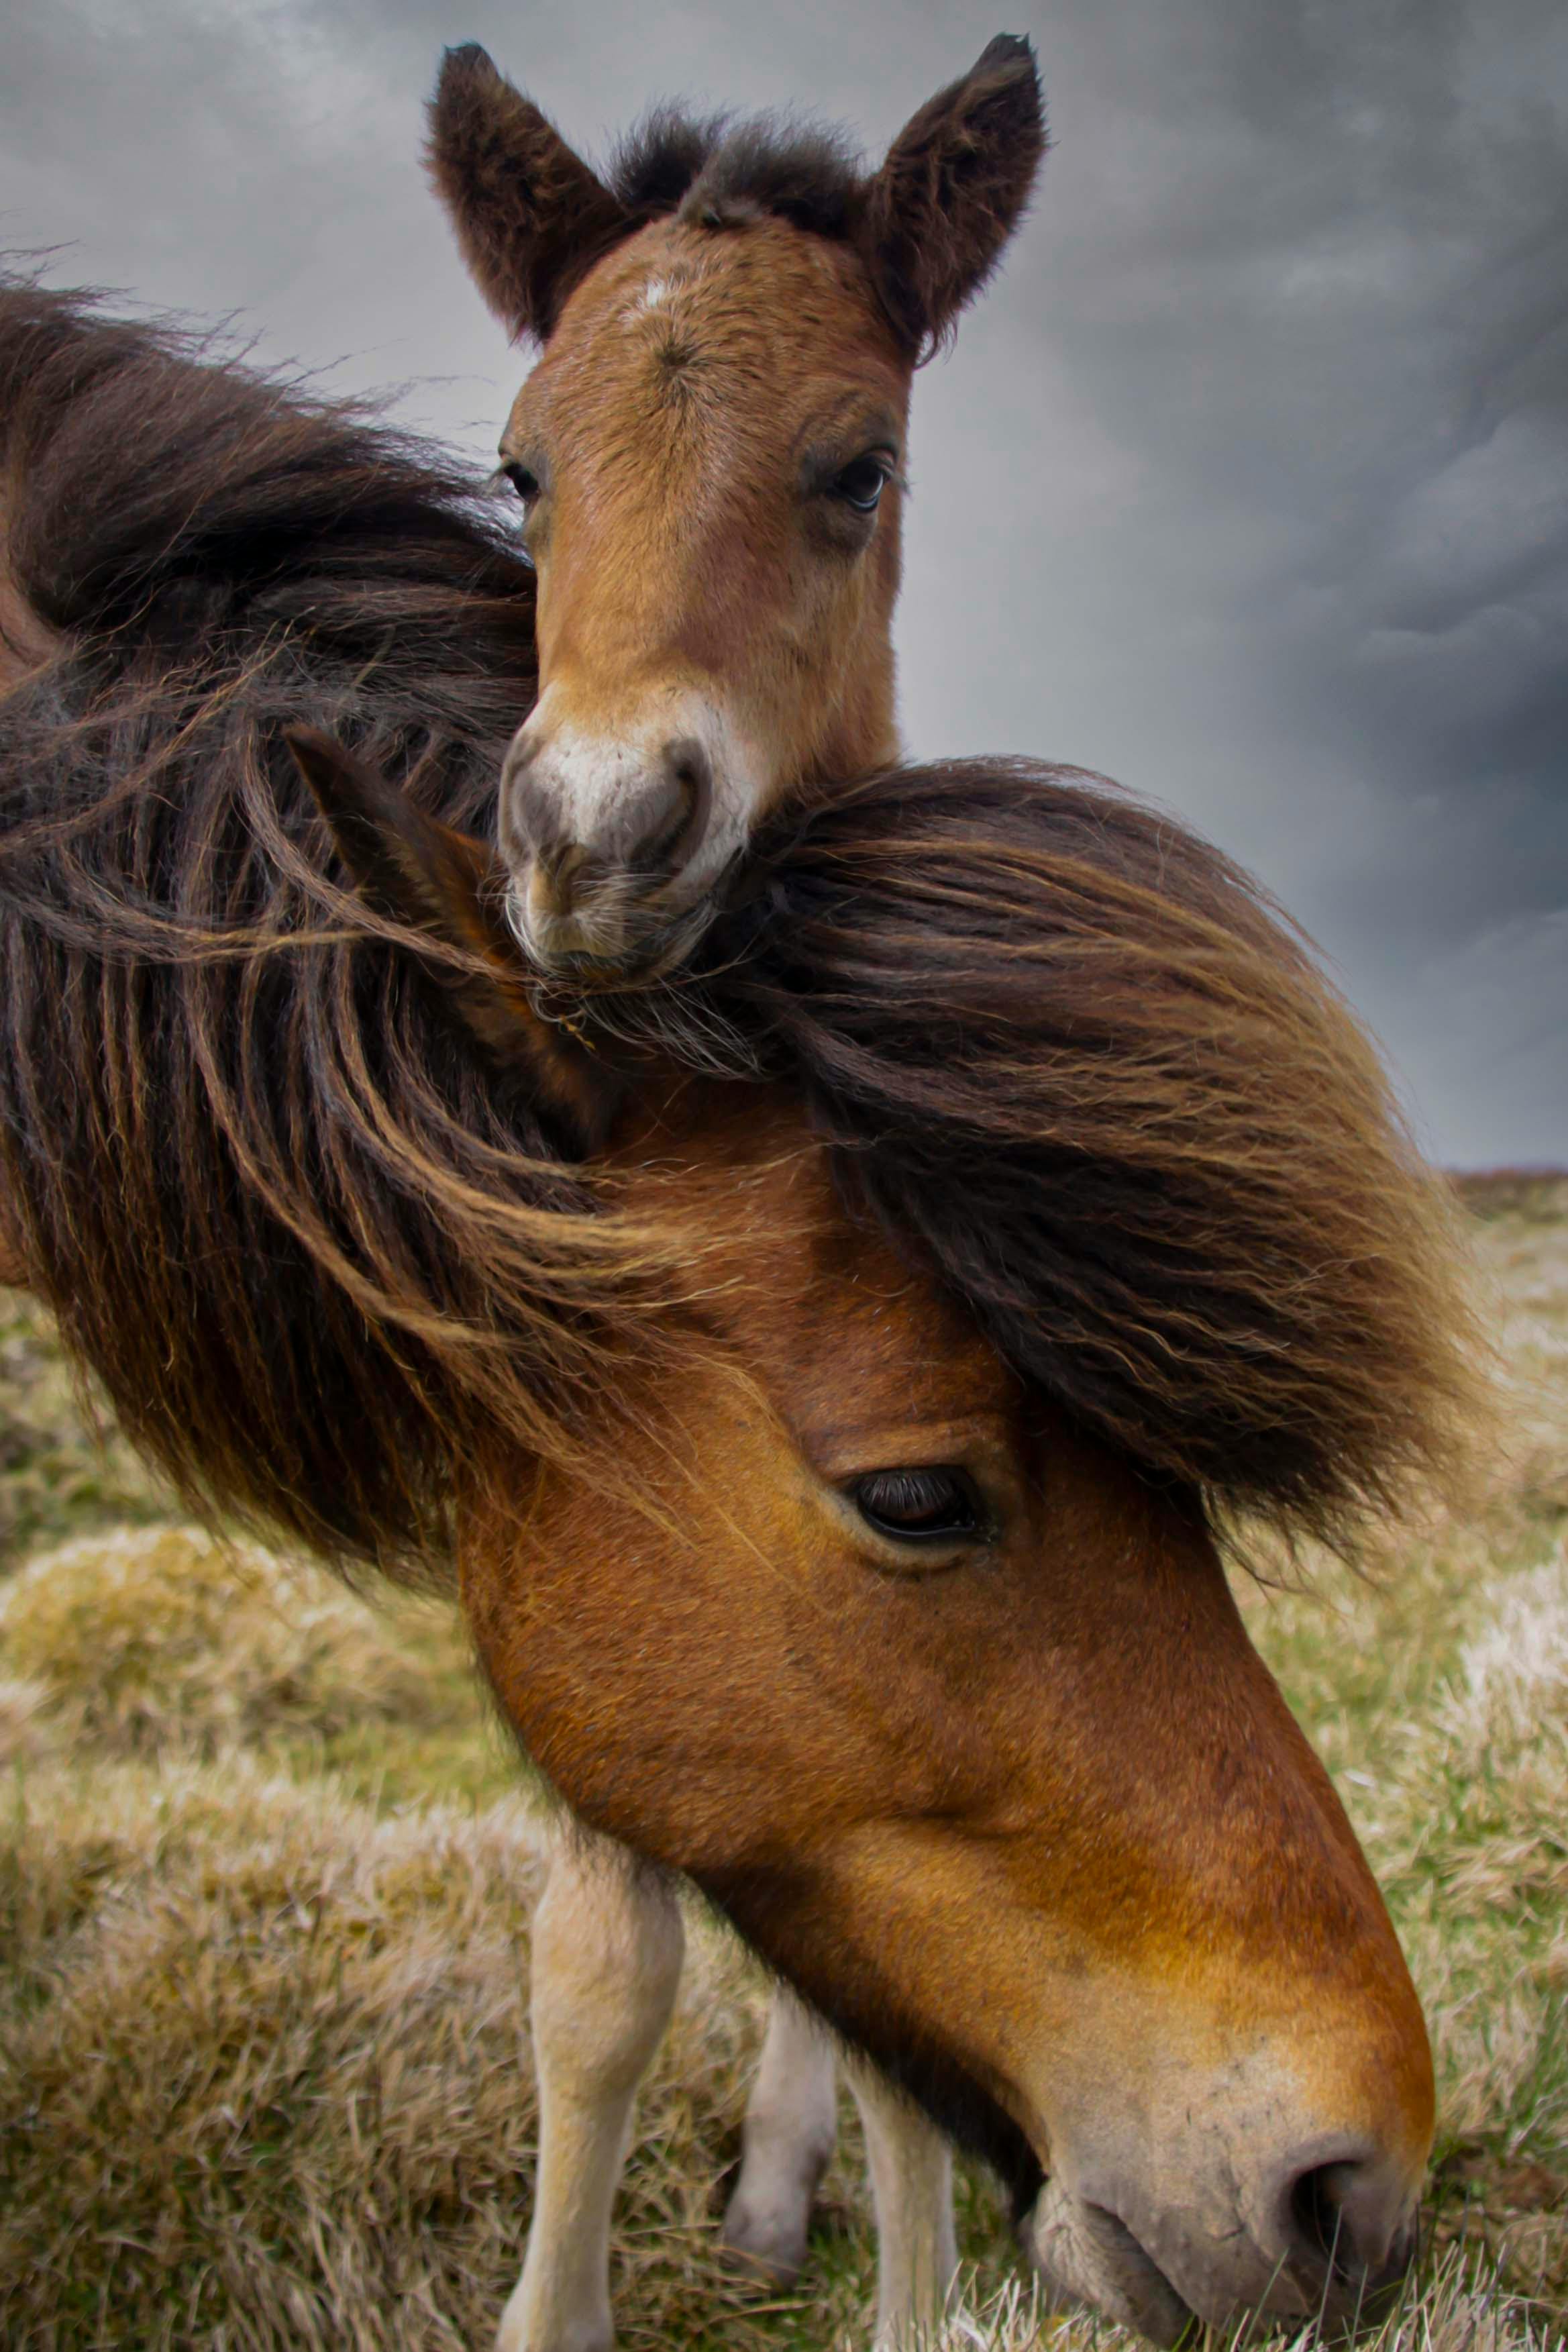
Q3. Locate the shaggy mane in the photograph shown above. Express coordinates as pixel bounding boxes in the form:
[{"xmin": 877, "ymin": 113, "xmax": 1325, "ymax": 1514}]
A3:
[
  {"xmin": 0, "ymin": 283, "xmax": 1485, "ymax": 1580},
  {"xmin": 690, "ymin": 769, "xmax": 1485, "ymax": 1556},
  {"xmin": 0, "ymin": 280, "xmax": 680, "ymax": 1581}
]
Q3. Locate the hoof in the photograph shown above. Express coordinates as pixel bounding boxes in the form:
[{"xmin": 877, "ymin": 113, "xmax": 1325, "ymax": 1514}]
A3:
[
  {"xmin": 494, "ymin": 2291, "xmax": 613, "ymax": 2352},
  {"xmin": 719, "ymin": 2185, "xmax": 813, "ymax": 2287}
]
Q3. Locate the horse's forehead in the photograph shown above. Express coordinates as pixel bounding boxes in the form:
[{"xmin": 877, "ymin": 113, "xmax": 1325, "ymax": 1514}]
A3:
[
  {"xmin": 755, "ymin": 1227, "xmax": 1015, "ymax": 1437},
  {"xmin": 678, "ymin": 1105, "xmax": 1014, "ymax": 1431},
  {"xmin": 529, "ymin": 217, "xmax": 906, "ymax": 440}
]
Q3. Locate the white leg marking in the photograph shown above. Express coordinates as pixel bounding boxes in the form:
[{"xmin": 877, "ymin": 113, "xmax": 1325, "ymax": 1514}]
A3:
[
  {"xmin": 850, "ymin": 2062, "xmax": 959, "ymax": 2349},
  {"xmin": 720, "ymin": 1992, "xmax": 840, "ymax": 2283},
  {"xmin": 496, "ymin": 1835, "xmax": 684, "ymax": 2352}
]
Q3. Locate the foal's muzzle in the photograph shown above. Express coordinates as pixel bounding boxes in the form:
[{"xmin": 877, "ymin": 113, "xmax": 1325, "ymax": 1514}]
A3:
[{"xmin": 499, "ymin": 720, "xmax": 724, "ymax": 980}]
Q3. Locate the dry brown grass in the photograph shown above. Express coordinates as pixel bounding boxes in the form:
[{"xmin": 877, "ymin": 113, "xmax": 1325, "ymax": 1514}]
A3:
[
  {"xmin": 0, "ymin": 1182, "xmax": 1564, "ymax": 2350},
  {"xmin": 0, "ymin": 1526, "xmax": 447, "ymax": 1756}
]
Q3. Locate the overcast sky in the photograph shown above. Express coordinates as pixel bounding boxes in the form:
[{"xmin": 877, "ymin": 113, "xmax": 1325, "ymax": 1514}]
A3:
[{"xmin": 3, "ymin": 0, "xmax": 1565, "ymax": 1166}]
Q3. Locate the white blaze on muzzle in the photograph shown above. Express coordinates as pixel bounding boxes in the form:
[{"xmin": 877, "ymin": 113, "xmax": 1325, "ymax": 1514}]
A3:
[{"xmin": 497, "ymin": 688, "xmax": 766, "ymax": 973}]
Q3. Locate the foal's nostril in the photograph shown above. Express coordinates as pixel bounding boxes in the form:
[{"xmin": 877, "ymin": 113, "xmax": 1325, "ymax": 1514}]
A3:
[
  {"xmin": 1286, "ymin": 2153, "xmax": 1414, "ymax": 2292},
  {"xmin": 656, "ymin": 736, "xmax": 713, "ymax": 871},
  {"xmin": 615, "ymin": 743, "xmax": 711, "ymax": 878}
]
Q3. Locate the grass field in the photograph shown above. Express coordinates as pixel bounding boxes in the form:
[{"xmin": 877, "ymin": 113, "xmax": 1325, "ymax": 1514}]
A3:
[{"xmin": 0, "ymin": 1176, "xmax": 1563, "ymax": 2351}]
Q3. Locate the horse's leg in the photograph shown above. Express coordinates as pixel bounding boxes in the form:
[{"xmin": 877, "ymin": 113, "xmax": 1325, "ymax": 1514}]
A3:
[
  {"xmin": 496, "ymin": 1835, "xmax": 684, "ymax": 2352},
  {"xmin": 722, "ymin": 2000, "xmax": 959, "ymax": 2341},
  {"xmin": 720, "ymin": 1992, "xmax": 839, "ymax": 2282},
  {"xmin": 849, "ymin": 2065, "xmax": 959, "ymax": 2350}
]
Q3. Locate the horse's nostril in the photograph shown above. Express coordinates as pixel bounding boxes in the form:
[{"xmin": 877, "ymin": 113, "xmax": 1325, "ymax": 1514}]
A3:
[
  {"xmin": 1286, "ymin": 2153, "xmax": 1413, "ymax": 2291},
  {"xmin": 658, "ymin": 736, "xmax": 713, "ymax": 871},
  {"xmin": 1292, "ymin": 2162, "xmax": 1350, "ymax": 2274}
]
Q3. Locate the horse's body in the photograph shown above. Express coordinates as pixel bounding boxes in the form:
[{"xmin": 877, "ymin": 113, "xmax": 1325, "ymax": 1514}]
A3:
[{"xmin": 0, "ymin": 287, "xmax": 1485, "ymax": 2349}]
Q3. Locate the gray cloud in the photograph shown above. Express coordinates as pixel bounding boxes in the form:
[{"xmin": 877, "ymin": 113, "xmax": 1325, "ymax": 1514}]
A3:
[{"xmin": 2, "ymin": 0, "xmax": 1564, "ymax": 1162}]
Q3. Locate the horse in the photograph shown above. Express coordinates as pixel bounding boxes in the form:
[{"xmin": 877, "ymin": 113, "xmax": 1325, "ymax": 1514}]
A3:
[
  {"xmin": 0, "ymin": 286, "xmax": 1484, "ymax": 2351},
  {"xmin": 422, "ymin": 36, "xmax": 1045, "ymax": 980}
]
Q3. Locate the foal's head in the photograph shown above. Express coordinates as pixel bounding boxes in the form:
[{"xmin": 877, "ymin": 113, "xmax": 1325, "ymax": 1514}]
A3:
[
  {"xmin": 427, "ymin": 40, "xmax": 1044, "ymax": 976},
  {"xmin": 289, "ymin": 733, "xmax": 1482, "ymax": 2346}
]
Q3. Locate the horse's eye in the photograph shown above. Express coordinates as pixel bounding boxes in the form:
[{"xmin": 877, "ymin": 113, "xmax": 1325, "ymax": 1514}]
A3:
[
  {"xmin": 502, "ymin": 461, "xmax": 541, "ymax": 510},
  {"xmin": 850, "ymin": 1467, "xmax": 982, "ymax": 1543},
  {"xmin": 830, "ymin": 454, "xmax": 891, "ymax": 513}
]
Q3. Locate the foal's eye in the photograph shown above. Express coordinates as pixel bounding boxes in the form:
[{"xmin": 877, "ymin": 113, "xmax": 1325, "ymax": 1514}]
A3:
[
  {"xmin": 829, "ymin": 454, "xmax": 892, "ymax": 513},
  {"xmin": 850, "ymin": 1467, "xmax": 983, "ymax": 1543},
  {"xmin": 502, "ymin": 462, "xmax": 541, "ymax": 511}
]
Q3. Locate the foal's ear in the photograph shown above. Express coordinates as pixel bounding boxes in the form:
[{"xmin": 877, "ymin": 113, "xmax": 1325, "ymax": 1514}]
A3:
[
  {"xmin": 285, "ymin": 727, "xmax": 615, "ymax": 1143},
  {"xmin": 426, "ymin": 44, "xmax": 632, "ymax": 340},
  {"xmin": 861, "ymin": 35, "xmax": 1045, "ymax": 357}
]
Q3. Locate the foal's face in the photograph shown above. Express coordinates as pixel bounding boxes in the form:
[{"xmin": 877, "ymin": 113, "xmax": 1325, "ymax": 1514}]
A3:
[
  {"xmin": 494, "ymin": 218, "xmax": 908, "ymax": 977},
  {"xmin": 425, "ymin": 37, "xmax": 1045, "ymax": 978},
  {"xmin": 462, "ymin": 1094, "xmax": 1434, "ymax": 2347}
]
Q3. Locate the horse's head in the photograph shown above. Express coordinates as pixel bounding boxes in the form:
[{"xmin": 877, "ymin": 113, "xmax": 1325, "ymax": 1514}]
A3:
[
  {"xmin": 291, "ymin": 732, "xmax": 1481, "ymax": 2345},
  {"xmin": 427, "ymin": 40, "xmax": 1044, "ymax": 978},
  {"xmin": 478, "ymin": 1090, "xmax": 1434, "ymax": 2345}
]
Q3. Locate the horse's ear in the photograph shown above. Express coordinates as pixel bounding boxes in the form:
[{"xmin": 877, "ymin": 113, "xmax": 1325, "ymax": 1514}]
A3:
[
  {"xmin": 861, "ymin": 35, "xmax": 1045, "ymax": 358},
  {"xmin": 285, "ymin": 727, "xmax": 615, "ymax": 1142},
  {"xmin": 426, "ymin": 44, "xmax": 632, "ymax": 341}
]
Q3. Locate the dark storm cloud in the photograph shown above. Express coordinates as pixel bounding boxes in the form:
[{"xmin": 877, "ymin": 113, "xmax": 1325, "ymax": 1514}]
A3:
[{"xmin": 2, "ymin": 0, "xmax": 1564, "ymax": 1161}]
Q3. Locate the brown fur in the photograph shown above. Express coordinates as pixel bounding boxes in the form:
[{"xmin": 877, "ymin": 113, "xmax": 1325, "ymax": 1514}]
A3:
[
  {"xmin": 0, "ymin": 281, "xmax": 1482, "ymax": 1576},
  {"xmin": 0, "ymin": 287, "xmax": 1483, "ymax": 2331},
  {"xmin": 496, "ymin": 209, "xmax": 910, "ymax": 832},
  {"xmin": 860, "ymin": 34, "xmax": 1047, "ymax": 358},
  {"xmin": 425, "ymin": 46, "xmax": 633, "ymax": 342}
]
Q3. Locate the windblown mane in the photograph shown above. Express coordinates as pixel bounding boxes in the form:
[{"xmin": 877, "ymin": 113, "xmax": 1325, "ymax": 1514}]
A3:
[
  {"xmin": 0, "ymin": 283, "xmax": 1483, "ymax": 1580},
  {"xmin": 693, "ymin": 769, "xmax": 1483, "ymax": 1556},
  {"xmin": 0, "ymin": 280, "xmax": 684, "ymax": 1580}
]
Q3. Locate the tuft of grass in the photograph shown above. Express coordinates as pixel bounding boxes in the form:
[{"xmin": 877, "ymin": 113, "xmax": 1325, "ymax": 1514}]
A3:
[
  {"xmin": 2, "ymin": 1524, "xmax": 448, "ymax": 1756},
  {"xmin": 0, "ymin": 1183, "xmax": 1564, "ymax": 2352},
  {"xmin": 0, "ymin": 1294, "xmax": 165, "ymax": 1565}
]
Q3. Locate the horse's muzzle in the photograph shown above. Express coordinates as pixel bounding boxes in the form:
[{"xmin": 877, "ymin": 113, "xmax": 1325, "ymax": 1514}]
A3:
[
  {"xmin": 499, "ymin": 713, "xmax": 735, "ymax": 981},
  {"xmin": 1021, "ymin": 2135, "xmax": 1420, "ymax": 2346}
]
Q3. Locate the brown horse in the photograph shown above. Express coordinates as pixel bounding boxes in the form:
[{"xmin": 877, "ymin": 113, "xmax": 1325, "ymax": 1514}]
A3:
[
  {"xmin": 0, "ymin": 288, "xmax": 1483, "ymax": 2347},
  {"xmin": 424, "ymin": 38, "xmax": 1045, "ymax": 979}
]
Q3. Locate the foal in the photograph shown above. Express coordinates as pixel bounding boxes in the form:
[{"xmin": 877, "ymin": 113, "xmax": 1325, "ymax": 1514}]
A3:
[{"xmin": 425, "ymin": 37, "xmax": 1045, "ymax": 978}]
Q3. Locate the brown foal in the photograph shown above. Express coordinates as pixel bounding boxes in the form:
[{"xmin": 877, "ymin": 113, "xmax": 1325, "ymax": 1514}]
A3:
[{"xmin": 426, "ymin": 37, "xmax": 1045, "ymax": 978}]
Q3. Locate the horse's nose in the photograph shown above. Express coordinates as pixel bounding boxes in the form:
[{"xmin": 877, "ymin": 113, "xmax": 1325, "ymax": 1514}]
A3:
[
  {"xmin": 1027, "ymin": 2108, "xmax": 1427, "ymax": 2341},
  {"xmin": 621, "ymin": 737, "xmax": 711, "ymax": 879},
  {"xmin": 507, "ymin": 735, "xmax": 711, "ymax": 918},
  {"xmin": 1282, "ymin": 2145, "xmax": 1418, "ymax": 2298}
]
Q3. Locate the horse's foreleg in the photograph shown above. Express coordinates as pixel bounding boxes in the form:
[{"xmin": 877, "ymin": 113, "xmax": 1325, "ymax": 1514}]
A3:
[
  {"xmin": 849, "ymin": 2065, "xmax": 959, "ymax": 2349},
  {"xmin": 496, "ymin": 1836, "xmax": 683, "ymax": 2352},
  {"xmin": 720, "ymin": 1992, "xmax": 839, "ymax": 2282}
]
